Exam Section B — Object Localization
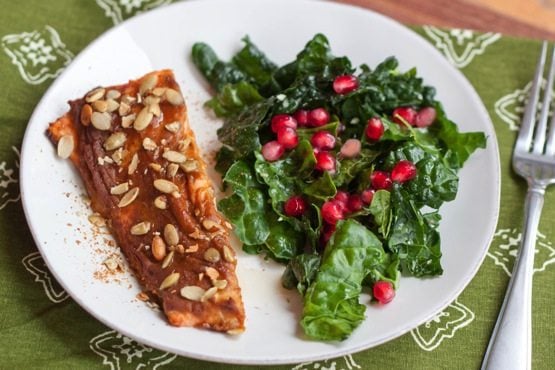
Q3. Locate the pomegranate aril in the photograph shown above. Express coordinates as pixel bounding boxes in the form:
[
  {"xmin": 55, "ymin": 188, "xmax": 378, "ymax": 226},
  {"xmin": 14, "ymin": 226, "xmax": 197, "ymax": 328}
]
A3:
[
  {"xmin": 365, "ymin": 117, "xmax": 384, "ymax": 141},
  {"xmin": 347, "ymin": 194, "xmax": 363, "ymax": 212},
  {"xmin": 293, "ymin": 109, "xmax": 310, "ymax": 127},
  {"xmin": 392, "ymin": 107, "xmax": 417, "ymax": 126},
  {"xmin": 271, "ymin": 114, "xmax": 297, "ymax": 133},
  {"xmin": 371, "ymin": 170, "xmax": 392, "ymax": 190},
  {"xmin": 321, "ymin": 223, "xmax": 336, "ymax": 245},
  {"xmin": 334, "ymin": 190, "xmax": 349, "ymax": 204},
  {"xmin": 361, "ymin": 189, "xmax": 375, "ymax": 204},
  {"xmin": 308, "ymin": 108, "xmax": 330, "ymax": 127},
  {"xmin": 277, "ymin": 127, "xmax": 299, "ymax": 149},
  {"xmin": 391, "ymin": 160, "xmax": 417, "ymax": 183},
  {"xmin": 415, "ymin": 107, "xmax": 437, "ymax": 128},
  {"xmin": 321, "ymin": 200, "xmax": 345, "ymax": 225},
  {"xmin": 315, "ymin": 151, "xmax": 336, "ymax": 172},
  {"xmin": 261, "ymin": 140, "xmax": 285, "ymax": 162},
  {"xmin": 311, "ymin": 131, "xmax": 336, "ymax": 150},
  {"xmin": 373, "ymin": 281, "xmax": 395, "ymax": 304},
  {"xmin": 340, "ymin": 138, "xmax": 361, "ymax": 158},
  {"xmin": 333, "ymin": 74, "xmax": 359, "ymax": 95},
  {"xmin": 284, "ymin": 196, "xmax": 307, "ymax": 217}
]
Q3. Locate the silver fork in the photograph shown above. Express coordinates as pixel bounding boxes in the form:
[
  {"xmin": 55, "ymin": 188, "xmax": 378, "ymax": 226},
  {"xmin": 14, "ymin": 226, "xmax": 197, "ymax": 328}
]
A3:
[{"xmin": 482, "ymin": 41, "xmax": 555, "ymax": 370}]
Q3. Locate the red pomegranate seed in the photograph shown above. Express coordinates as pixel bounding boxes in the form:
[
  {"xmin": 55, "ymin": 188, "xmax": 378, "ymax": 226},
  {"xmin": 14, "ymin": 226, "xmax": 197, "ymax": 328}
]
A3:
[
  {"xmin": 333, "ymin": 74, "xmax": 359, "ymax": 95},
  {"xmin": 293, "ymin": 109, "xmax": 310, "ymax": 127},
  {"xmin": 308, "ymin": 108, "xmax": 330, "ymax": 127},
  {"xmin": 365, "ymin": 117, "xmax": 384, "ymax": 141},
  {"xmin": 347, "ymin": 194, "xmax": 363, "ymax": 212},
  {"xmin": 392, "ymin": 107, "xmax": 417, "ymax": 126},
  {"xmin": 373, "ymin": 281, "xmax": 395, "ymax": 304},
  {"xmin": 321, "ymin": 223, "xmax": 336, "ymax": 245},
  {"xmin": 261, "ymin": 140, "xmax": 285, "ymax": 162},
  {"xmin": 311, "ymin": 131, "xmax": 336, "ymax": 150},
  {"xmin": 371, "ymin": 171, "xmax": 392, "ymax": 190},
  {"xmin": 391, "ymin": 160, "xmax": 417, "ymax": 183},
  {"xmin": 361, "ymin": 189, "xmax": 375, "ymax": 204},
  {"xmin": 334, "ymin": 191, "xmax": 349, "ymax": 204},
  {"xmin": 315, "ymin": 151, "xmax": 336, "ymax": 172},
  {"xmin": 277, "ymin": 127, "xmax": 299, "ymax": 149},
  {"xmin": 284, "ymin": 196, "xmax": 307, "ymax": 217},
  {"xmin": 340, "ymin": 138, "xmax": 361, "ymax": 158},
  {"xmin": 415, "ymin": 107, "xmax": 437, "ymax": 128},
  {"xmin": 271, "ymin": 114, "xmax": 297, "ymax": 133},
  {"xmin": 321, "ymin": 200, "xmax": 345, "ymax": 225}
]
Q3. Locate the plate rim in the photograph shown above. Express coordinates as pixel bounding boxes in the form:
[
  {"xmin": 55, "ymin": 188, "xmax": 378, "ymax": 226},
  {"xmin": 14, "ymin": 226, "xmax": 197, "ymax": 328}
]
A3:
[{"xmin": 19, "ymin": 0, "xmax": 501, "ymax": 365}]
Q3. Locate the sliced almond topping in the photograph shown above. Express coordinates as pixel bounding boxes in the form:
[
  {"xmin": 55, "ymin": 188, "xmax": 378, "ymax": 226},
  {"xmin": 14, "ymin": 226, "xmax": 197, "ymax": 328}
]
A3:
[
  {"xmin": 88, "ymin": 213, "xmax": 106, "ymax": 227},
  {"xmin": 163, "ymin": 224, "xmax": 179, "ymax": 246},
  {"xmin": 121, "ymin": 94, "xmax": 136, "ymax": 105},
  {"xmin": 165, "ymin": 121, "xmax": 180, "ymax": 133},
  {"xmin": 213, "ymin": 279, "xmax": 228, "ymax": 290},
  {"xmin": 118, "ymin": 101, "xmax": 131, "ymax": 116},
  {"xmin": 180, "ymin": 286, "xmax": 205, "ymax": 301},
  {"xmin": 152, "ymin": 87, "xmax": 167, "ymax": 97},
  {"xmin": 153, "ymin": 179, "xmax": 179, "ymax": 194},
  {"xmin": 57, "ymin": 135, "xmax": 74, "ymax": 159},
  {"xmin": 92, "ymin": 100, "xmax": 108, "ymax": 113},
  {"xmin": 189, "ymin": 229, "xmax": 208, "ymax": 240},
  {"xmin": 142, "ymin": 137, "xmax": 157, "ymax": 151},
  {"xmin": 159, "ymin": 272, "xmax": 180, "ymax": 290},
  {"xmin": 154, "ymin": 195, "xmax": 167, "ymax": 209},
  {"xmin": 85, "ymin": 87, "xmax": 105, "ymax": 103},
  {"xmin": 148, "ymin": 103, "xmax": 161, "ymax": 117},
  {"xmin": 121, "ymin": 113, "xmax": 135, "ymax": 128},
  {"xmin": 118, "ymin": 187, "xmax": 139, "ymax": 207},
  {"xmin": 179, "ymin": 160, "xmax": 198, "ymax": 173},
  {"xmin": 144, "ymin": 96, "xmax": 160, "ymax": 105},
  {"xmin": 149, "ymin": 163, "xmax": 162, "ymax": 172},
  {"xmin": 202, "ymin": 219, "xmax": 220, "ymax": 231},
  {"xmin": 222, "ymin": 245, "xmax": 235, "ymax": 263},
  {"xmin": 80, "ymin": 104, "xmax": 93, "ymax": 126},
  {"xmin": 167, "ymin": 163, "xmax": 179, "ymax": 178},
  {"xmin": 103, "ymin": 257, "xmax": 119, "ymax": 271},
  {"xmin": 161, "ymin": 250, "xmax": 174, "ymax": 269},
  {"xmin": 205, "ymin": 267, "xmax": 219, "ymax": 282},
  {"xmin": 163, "ymin": 150, "xmax": 186, "ymax": 163},
  {"xmin": 134, "ymin": 106, "xmax": 153, "ymax": 131},
  {"xmin": 178, "ymin": 138, "xmax": 191, "ymax": 152},
  {"xmin": 111, "ymin": 147, "xmax": 126, "ymax": 165},
  {"xmin": 165, "ymin": 88, "xmax": 184, "ymax": 105},
  {"xmin": 140, "ymin": 74, "xmax": 158, "ymax": 94},
  {"xmin": 103, "ymin": 132, "xmax": 127, "ymax": 151},
  {"xmin": 106, "ymin": 99, "xmax": 120, "ymax": 112},
  {"xmin": 106, "ymin": 89, "xmax": 121, "ymax": 100},
  {"xmin": 128, "ymin": 153, "xmax": 139, "ymax": 175},
  {"xmin": 110, "ymin": 182, "xmax": 129, "ymax": 195},
  {"xmin": 203, "ymin": 248, "xmax": 221, "ymax": 263},
  {"xmin": 130, "ymin": 221, "xmax": 151, "ymax": 235},
  {"xmin": 91, "ymin": 112, "xmax": 112, "ymax": 131},
  {"xmin": 201, "ymin": 286, "xmax": 218, "ymax": 302},
  {"xmin": 152, "ymin": 235, "xmax": 167, "ymax": 261},
  {"xmin": 185, "ymin": 244, "xmax": 198, "ymax": 253}
]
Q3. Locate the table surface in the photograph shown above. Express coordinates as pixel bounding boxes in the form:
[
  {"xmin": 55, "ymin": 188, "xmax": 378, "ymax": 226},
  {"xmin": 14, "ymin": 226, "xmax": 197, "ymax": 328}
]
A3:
[{"xmin": 340, "ymin": 0, "xmax": 555, "ymax": 40}]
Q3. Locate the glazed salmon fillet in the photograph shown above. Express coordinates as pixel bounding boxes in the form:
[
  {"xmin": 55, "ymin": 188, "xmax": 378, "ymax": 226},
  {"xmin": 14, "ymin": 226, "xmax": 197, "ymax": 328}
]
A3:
[{"xmin": 47, "ymin": 70, "xmax": 245, "ymax": 334}]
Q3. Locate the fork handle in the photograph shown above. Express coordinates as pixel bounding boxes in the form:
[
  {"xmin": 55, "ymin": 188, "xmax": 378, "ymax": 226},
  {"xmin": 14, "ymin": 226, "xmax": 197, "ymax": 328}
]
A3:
[{"xmin": 481, "ymin": 185, "xmax": 545, "ymax": 370}]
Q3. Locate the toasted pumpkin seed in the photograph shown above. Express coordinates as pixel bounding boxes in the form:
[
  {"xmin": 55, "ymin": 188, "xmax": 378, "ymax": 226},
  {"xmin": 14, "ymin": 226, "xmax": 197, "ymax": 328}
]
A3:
[
  {"xmin": 128, "ymin": 153, "xmax": 139, "ymax": 175},
  {"xmin": 159, "ymin": 272, "xmax": 180, "ymax": 290},
  {"xmin": 103, "ymin": 132, "xmax": 127, "ymax": 151},
  {"xmin": 142, "ymin": 137, "xmax": 157, "ymax": 151},
  {"xmin": 153, "ymin": 179, "xmax": 179, "ymax": 194},
  {"xmin": 134, "ymin": 107, "xmax": 153, "ymax": 131},
  {"xmin": 80, "ymin": 104, "xmax": 93, "ymax": 126},
  {"xmin": 140, "ymin": 74, "xmax": 158, "ymax": 94},
  {"xmin": 118, "ymin": 187, "xmax": 139, "ymax": 207},
  {"xmin": 154, "ymin": 195, "xmax": 167, "ymax": 209},
  {"xmin": 165, "ymin": 88, "xmax": 184, "ymax": 105},
  {"xmin": 152, "ymin": 235, "xmax": 167, "ymax": 261},
  {"xmin": 57, "ymin": 135, "xmax": 74, "ymax": 159},
  {"xmin": 110, "ymin": 182, "xmax": 129, "ymax": 195},
  {"xmin": 161, "ymin": 250, "xmax": 174, "ymax": 269},
  {"xmin": 165, "ymin": 121, "xmax": 180, "ymax": 133},
  {"xmin": 85, "ymin": 87, "xmax": 105, "ymax": 103},
  {"xmin": 131, "ymin": 221, "xmax": 151, "ymax": 235},
  {"xmin": 201, "ymin": 286, "xmax": 218, "ymax": 302},
  {"xmin": 91, "ymin": 112, "xmax": 112, "ymax": 130},
  {"xmin": 203, "ymin": 248, "xmax": 221, "ymax": 263},
  {"xmin": 163, "ymin": 224, "xmax": 179, "ymax": 246},
  {"xmin": 180, "ymin": 285, "xmax": 205, "ymax": 301},
  {"xmin": 163, "ymin": 150, "xmax": 186, "ymax": 163}
]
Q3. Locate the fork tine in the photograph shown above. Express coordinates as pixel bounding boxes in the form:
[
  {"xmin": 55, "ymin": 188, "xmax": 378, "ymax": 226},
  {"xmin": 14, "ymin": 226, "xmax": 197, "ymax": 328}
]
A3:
[
  {"xmin": 533, "ymin": 44, "xmax": 555, "ymax": 154},
  {"xmin": 516, "ymin": 41, "xmax": 547, "ymax": 153}
]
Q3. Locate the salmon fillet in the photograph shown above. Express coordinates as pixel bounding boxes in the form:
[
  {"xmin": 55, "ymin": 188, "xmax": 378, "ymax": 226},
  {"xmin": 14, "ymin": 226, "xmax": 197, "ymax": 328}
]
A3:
[{"xmin": 47, "ymin": 70, "xmax": 245, "ymax": 334}]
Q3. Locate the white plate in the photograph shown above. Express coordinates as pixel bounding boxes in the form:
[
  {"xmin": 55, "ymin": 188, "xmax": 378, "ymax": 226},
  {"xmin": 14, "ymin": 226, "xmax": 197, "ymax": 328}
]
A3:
[{"xmin": 20, "ymin": 0, "xmax": 500, "ymax": 365}]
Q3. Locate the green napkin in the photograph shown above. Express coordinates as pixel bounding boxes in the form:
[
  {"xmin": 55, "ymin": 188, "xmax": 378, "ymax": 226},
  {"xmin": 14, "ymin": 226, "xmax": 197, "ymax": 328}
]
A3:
[{"xmin": 0, "ymin": 1, "xmax": 553, "ymax": 369}]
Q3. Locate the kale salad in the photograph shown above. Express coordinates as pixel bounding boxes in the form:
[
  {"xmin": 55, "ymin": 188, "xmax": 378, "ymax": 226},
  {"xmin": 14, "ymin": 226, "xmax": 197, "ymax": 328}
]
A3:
[{"xmin": 191, "ymin": 34, "xmax": 486, "ymax": 341}]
